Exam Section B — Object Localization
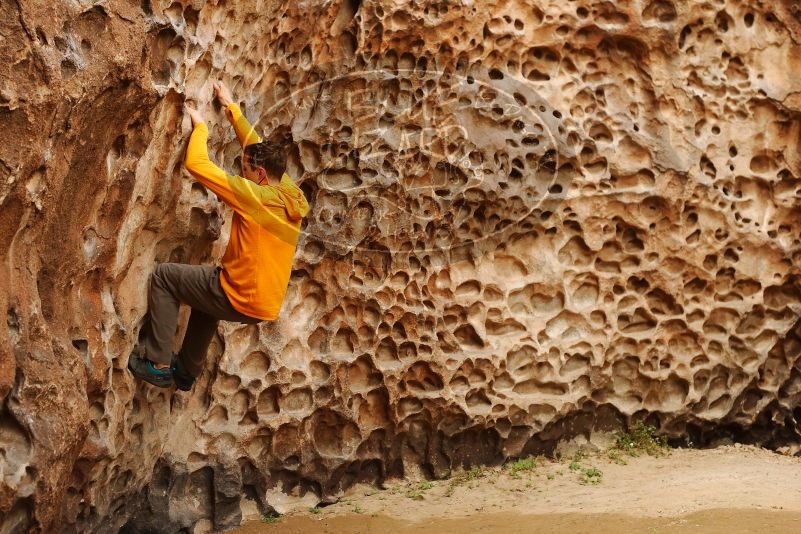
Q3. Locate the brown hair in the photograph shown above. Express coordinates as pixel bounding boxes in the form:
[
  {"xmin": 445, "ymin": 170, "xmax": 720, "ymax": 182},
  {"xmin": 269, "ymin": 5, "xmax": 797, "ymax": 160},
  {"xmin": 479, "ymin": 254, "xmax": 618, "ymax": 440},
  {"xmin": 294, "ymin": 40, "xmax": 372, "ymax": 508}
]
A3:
[{"xmin": 244, "ymin": 125, "xmax": 293, "ymax": 177}]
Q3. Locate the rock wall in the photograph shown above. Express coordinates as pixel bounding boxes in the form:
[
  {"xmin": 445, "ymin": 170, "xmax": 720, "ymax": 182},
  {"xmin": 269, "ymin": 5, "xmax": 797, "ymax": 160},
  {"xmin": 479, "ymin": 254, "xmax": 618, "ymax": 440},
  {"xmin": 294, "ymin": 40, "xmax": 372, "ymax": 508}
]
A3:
[{"xmin": 2, "ymin": 0, "xmax": 801, "ymax": 532}]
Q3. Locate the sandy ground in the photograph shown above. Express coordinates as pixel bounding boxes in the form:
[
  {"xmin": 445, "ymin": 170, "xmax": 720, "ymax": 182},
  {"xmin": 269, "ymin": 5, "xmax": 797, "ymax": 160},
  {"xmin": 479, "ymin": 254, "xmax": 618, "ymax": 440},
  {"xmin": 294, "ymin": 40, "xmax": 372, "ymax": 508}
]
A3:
[{"xmin": 233, "ymin": 445, "xmax": 801, "ymax": 533}]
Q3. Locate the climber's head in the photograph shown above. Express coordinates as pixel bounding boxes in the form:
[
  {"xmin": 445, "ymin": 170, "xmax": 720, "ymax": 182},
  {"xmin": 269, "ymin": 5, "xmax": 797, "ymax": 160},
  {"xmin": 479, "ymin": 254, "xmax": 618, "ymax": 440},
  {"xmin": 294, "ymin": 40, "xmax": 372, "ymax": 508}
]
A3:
[{"xmin": 242, "ymin": 126, "xmax": 292, "ymax": 186}]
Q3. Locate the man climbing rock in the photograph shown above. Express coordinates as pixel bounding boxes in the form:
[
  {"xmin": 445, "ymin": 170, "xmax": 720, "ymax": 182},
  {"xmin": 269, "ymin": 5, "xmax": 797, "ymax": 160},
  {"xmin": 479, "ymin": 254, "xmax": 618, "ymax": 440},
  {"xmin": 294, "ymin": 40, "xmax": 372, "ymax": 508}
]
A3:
[{"xmin": 128, "ymin": 81, "xmax": 309, "ymax": 390}]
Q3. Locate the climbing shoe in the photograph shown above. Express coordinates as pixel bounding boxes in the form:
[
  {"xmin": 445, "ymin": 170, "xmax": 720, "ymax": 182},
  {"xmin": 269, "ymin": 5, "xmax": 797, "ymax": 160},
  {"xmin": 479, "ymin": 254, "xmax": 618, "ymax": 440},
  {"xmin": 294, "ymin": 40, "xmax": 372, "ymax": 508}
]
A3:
[
  {"xmin": 128, "ymin": 349, "xmax": 174, "ymax": 388},
  {"xmin": 171, "ymin": 354, "xmax": 195, "ymax": 392}
]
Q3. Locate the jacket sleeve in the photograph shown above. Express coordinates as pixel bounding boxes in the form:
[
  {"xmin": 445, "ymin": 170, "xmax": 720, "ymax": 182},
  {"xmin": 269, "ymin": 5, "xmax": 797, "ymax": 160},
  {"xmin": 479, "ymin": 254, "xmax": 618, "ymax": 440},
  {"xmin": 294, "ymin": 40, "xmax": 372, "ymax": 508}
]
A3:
[
  {"xmin": 224, "ymin": 103, "xmax": 262, "ymax": 148},
  {"xmin": 184, "ymin": 123, "xmax": 255, "ymax": 217}
]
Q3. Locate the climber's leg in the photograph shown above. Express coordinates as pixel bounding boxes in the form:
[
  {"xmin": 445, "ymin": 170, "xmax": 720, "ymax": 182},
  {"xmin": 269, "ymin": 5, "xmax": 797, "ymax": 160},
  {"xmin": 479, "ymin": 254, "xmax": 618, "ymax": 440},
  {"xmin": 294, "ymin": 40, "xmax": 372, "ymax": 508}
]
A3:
[
  {"xmin": 144, "ymin": 263, "xmax": 223, "ymax": 365},
  {"xmin": 172, "ymin": 266, "xmax": 261, "ymax": 388},
  {"xmin": 175, "ymin": 308, "xmax": 219, "ymax": 379}
]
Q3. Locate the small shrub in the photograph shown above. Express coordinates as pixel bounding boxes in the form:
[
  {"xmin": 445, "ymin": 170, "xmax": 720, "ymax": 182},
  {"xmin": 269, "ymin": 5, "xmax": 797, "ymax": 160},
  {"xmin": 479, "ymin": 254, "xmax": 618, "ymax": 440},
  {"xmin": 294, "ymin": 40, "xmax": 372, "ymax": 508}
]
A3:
[
  {"xmin": 261, "ymin": 512, "xmax": 280, "ymax": 524},
  {"xmin": 612, "ymin": 421, "xmax": 669, "ymax": 458}
]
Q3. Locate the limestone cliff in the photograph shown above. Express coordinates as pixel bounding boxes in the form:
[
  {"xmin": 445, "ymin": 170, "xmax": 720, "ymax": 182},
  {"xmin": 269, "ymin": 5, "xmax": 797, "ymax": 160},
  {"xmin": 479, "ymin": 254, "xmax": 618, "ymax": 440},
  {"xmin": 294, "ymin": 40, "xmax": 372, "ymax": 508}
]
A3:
[{"xmin": 2, "ymin": 0, "xmax": 801, "ymax": 532}]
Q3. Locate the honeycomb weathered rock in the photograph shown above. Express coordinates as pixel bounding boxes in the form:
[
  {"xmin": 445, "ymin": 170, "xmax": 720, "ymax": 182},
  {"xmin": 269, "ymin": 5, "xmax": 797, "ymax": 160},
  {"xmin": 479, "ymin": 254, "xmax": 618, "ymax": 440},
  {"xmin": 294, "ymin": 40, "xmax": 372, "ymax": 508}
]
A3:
[{"xmin": 2, "ymin": 0, "xmax": 801, "ymax": 532}]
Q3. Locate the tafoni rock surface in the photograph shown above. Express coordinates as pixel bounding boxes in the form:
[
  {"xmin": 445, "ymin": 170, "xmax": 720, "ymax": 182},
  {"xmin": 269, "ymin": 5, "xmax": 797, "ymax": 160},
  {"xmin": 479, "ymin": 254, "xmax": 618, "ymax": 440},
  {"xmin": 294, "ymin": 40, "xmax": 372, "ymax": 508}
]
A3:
[{"xmin": 2, "ymin": 0, "xmax": 801, "ymax": 531}]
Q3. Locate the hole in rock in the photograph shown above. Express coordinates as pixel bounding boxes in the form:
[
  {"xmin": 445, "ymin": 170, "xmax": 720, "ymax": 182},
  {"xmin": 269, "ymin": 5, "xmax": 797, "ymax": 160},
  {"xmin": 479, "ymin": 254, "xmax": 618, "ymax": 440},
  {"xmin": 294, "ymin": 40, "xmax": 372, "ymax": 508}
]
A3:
[
  {"xmin": 61, "ymin": 59, "xmax": 77, "ymax": 79},
  {"xmin": 240, "ymin": 351, "xmax": 271, "ymax": 379},
  {"xmin": 643, "ymin": 0, "xmax": 677, "ymax": 22},
  {"xmin": 280, "ymin": 388, "xmax": 313, "ymax": 414},
  {"xmin": 7, "ymin": 308, "xmax": 21, "ymax": 344},
  {"xmin": 453, "ymin": 324, "xmax": 484, "ymax": 349},
  {"xmin": 256, "ymin": 386, "xmax": 281, "ymax": 417},
  {"xmin": 35, "ymin": 27, "xmax": 48, "ymax": 45},
  {"xmin": 488, "ymin": 68, "xmax": 504, "ymax": 80},
  {"xmin": 72, "ymin": 339, "xmax": 89, "ymax": 363}
]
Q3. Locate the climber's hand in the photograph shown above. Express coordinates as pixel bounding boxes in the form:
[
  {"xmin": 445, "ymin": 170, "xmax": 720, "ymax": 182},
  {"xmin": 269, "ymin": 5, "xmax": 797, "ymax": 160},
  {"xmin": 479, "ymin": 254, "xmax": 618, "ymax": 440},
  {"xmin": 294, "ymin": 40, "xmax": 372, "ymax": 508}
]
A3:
[
  {"xmin": 213, "ymin": 81, "xmax": 234, "ymax": 107},
  {"xmin": 186, "ymin": 106, "xmax": 205, "ymax": 127}
]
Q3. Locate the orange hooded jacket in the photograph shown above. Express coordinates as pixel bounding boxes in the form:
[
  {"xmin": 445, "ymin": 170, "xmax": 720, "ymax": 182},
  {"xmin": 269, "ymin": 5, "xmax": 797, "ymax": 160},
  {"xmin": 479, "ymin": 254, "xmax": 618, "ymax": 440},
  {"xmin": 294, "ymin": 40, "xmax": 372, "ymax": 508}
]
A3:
[{"xmin": 184, "ymin": 103, "xmax": 309, "ymax": 320}]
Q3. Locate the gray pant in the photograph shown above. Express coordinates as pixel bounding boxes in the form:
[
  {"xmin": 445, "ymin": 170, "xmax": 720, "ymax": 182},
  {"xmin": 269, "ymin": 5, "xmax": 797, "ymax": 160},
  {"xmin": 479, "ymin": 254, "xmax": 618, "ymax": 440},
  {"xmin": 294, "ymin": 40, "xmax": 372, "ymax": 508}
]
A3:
[{"xmin": 144, "ymin": 263, "xmax": 261, "ymax": 376}]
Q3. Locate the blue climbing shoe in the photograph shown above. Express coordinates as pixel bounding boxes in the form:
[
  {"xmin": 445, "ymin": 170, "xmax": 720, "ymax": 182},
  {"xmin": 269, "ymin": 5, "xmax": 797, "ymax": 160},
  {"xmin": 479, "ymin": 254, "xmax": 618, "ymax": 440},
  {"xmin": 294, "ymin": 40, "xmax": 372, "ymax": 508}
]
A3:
[{"xmin": 128, "ymin": 349, "xmax": 174, "ymax": 388}]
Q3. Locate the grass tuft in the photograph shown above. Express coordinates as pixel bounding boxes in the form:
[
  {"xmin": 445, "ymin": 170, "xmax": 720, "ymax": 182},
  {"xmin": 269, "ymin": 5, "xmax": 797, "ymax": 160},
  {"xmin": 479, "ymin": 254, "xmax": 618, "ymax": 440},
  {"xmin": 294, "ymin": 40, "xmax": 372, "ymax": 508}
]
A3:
[
  {"xmin": 567, "ymin": 450, "xmax": 603, "ymax": 485},
  {"xmin": 580, "ymin": 466, "xmax": 603, "ymax": 485},
  {"xmin": 445, "ymin": 465, "xmax": 487, "ymax": 496},
  {"xmin": 504, "ymin": 456, "xmax": 538, "ymax": 479},
  {"xmin": 406, "ymin": 481, "xmax": 434, "ymax": 500}
]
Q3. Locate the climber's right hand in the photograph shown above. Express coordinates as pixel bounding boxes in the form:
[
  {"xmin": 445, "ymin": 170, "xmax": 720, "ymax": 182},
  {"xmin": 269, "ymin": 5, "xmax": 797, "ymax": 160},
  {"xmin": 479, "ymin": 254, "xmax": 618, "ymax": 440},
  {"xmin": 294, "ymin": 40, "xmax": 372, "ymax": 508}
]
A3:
[{"xmin": 213, "ymin": 81, "xmax": 234, "ymax": 108}]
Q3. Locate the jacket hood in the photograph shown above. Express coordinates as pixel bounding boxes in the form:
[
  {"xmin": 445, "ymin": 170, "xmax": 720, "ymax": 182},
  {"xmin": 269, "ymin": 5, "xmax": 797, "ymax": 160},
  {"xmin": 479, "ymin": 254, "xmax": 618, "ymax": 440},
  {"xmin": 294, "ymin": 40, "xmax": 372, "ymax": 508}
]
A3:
[{"xmin": 270, "ymin": 174, "xmax": 309, "ymax": 221}]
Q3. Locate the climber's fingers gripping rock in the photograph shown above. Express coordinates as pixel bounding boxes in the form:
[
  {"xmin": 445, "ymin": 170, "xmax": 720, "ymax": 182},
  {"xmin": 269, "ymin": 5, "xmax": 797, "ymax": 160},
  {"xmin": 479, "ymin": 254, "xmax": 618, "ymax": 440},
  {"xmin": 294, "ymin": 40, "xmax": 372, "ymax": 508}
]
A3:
[
  {"xmin": 185, "ymin": 105, "xmax": 206, "ymax": 128},
  {"xmin": 213, "ymin": 81, "xmax": 234, "ymax": 107}
]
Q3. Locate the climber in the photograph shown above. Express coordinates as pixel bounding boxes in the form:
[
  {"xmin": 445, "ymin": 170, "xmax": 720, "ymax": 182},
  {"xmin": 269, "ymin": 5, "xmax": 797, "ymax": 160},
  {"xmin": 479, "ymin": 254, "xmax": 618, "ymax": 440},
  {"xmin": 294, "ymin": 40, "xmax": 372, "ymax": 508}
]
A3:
[{"xmin": 128, "ymin": 81, "xmax": 310, "ymax": 390}]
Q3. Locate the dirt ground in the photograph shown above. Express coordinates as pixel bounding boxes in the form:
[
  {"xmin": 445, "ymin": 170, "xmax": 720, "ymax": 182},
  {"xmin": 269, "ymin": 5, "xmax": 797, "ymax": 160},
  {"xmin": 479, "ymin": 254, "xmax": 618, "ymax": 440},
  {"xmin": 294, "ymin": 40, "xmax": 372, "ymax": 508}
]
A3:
[{"xmin": 233, "ymin": 445, "xmax": 801, "ymax": 534}]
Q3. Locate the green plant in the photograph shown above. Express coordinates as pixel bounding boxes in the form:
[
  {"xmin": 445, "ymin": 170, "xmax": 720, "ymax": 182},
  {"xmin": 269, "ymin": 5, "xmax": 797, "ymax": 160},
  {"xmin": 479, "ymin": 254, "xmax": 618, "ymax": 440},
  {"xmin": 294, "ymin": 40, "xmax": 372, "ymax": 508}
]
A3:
[
  {"xmin": 309, "ymin": 506, "xmax": 321, "ymax": 514},
  {"xmin": 353, "ymin": 503, "xmax": 365, "ymax": 514},
  {"xmin": 505, "ymin": 457, "xmax": 537, "ymax": 479},
  {"xmin": 406, "ymin": 489, "xmax": 424, "ymax": 500},
  {"xmin": 566, "ymin": 451, "xmax": 603, "ymax": 485},
  {"xmin": 612, "ymin": 421, "xmax": 669, "ymax": 458},
  {"xmin": 465, "ymin": 465, "xmax": 484, "ymax": 480},
  {"xmin": 406, "ymin": 481, "xmax": 434, "ymax": 500},
  {"xmin": 261, "ymin": 512, "xmax": 280, "ymax": 524},
  {"xmin": 580, "ymin": 466, "xmax": 603, "ymax": 485},
  {"xmin": 606, "ymin": 448, "xmax": 628, "ymax": 465},
  {"xmin": 445, "ymin": 464, "xmax": 486, "ymax": 496}
]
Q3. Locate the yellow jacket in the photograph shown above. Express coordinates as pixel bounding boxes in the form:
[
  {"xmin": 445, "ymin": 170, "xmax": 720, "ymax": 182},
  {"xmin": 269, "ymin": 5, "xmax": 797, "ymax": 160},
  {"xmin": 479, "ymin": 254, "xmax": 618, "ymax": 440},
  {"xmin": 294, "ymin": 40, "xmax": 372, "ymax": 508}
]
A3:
[{"xmin": 184, "ymin": 103, "xmax": 309, "ymax": 320}]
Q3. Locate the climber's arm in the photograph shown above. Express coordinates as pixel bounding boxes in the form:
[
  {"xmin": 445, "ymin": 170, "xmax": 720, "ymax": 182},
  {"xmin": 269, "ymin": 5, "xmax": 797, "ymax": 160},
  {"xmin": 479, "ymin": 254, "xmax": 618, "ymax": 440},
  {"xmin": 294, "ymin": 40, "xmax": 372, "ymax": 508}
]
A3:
[
  {"xmin": 186, "ymin": 131, "xmax": 300, "ymax": 241},
  {"xmin": 184, "ymin": 116, "xmax": 254, "ymax": 217},
  {"xmin": 224, "ymin": 103, "xmax": 262, "ymax": 147},
  {"xmin": 214, "ymin": 81, "xmax": 262, "ymax": 148}
]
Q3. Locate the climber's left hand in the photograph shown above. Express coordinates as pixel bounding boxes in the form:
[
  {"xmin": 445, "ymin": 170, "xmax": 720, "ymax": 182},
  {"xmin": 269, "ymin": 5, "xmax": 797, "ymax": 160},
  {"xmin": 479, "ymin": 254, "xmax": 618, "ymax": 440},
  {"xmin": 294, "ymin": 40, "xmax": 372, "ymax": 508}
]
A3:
[{"xmin": 186, "ymin": 106, "xmax": 206, "ymax": 127}]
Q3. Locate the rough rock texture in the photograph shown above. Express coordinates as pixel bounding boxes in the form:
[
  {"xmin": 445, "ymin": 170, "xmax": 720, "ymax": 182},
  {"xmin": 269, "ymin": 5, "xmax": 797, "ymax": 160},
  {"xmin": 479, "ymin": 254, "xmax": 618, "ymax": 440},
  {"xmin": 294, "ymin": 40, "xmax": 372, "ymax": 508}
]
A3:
[{"xmin": 2, "ymin": 0, "xmax": 801, "ymax": 532}]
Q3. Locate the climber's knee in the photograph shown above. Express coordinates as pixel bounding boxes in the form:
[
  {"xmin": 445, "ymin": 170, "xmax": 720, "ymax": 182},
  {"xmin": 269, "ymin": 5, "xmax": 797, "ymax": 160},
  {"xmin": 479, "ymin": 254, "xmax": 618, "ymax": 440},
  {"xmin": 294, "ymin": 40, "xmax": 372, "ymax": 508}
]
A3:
[{"xmin": 151, "ymin": 262, "xmax": 179, "ymax": 286}]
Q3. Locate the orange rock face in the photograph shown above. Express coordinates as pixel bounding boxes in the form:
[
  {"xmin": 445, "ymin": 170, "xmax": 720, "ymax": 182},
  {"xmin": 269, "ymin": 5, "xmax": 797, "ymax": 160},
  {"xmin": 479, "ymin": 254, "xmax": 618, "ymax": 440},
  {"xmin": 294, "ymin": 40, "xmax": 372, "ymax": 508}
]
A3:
[{"xmin": 2, "ymin": 0, "xmax": 801, "ymax": 531}]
